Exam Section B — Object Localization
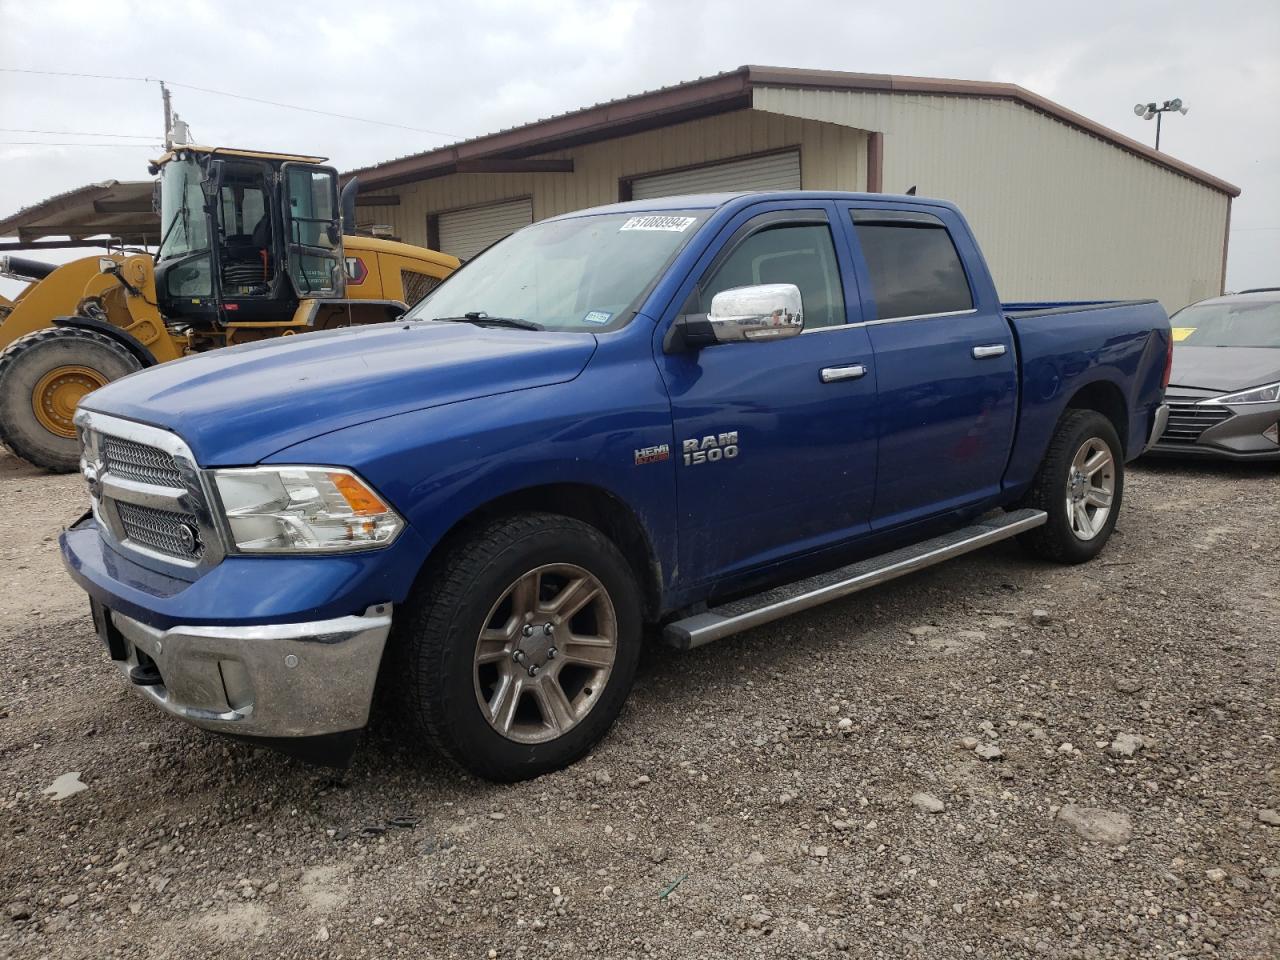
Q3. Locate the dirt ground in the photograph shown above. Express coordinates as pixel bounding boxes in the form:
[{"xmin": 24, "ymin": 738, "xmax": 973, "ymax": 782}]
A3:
[{"xmin": 0, "ymin": 445, "xmax": 1276, "ymax": 960}]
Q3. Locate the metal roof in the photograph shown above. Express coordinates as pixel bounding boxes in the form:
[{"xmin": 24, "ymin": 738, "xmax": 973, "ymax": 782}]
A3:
[
  {"xmin": 0, "ymin": 180, "xmax": 157, "ymax": 246},
  {"xmin": 346, "ymin": 65, "xmax": 1240, "ymax": 198}
]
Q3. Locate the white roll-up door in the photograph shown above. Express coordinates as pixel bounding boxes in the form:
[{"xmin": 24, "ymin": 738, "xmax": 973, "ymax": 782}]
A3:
[
  {"xmin": 436, "ymin": 198, "xmax": 533, "ymax": 260},
  {"xmin": 629, "ymin": 151, "xmax": 801, "ymax": 200}
]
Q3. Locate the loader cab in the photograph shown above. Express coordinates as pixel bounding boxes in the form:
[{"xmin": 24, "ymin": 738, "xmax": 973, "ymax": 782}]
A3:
[{"xmin": 152, "ymin": 147, "xmax": 345, "ymax": 327}]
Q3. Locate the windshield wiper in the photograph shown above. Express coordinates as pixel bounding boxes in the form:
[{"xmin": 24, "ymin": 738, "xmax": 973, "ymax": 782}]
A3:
[{"xmin": 434, "ymin": 311, "xmax": 543, "ymax": 331}]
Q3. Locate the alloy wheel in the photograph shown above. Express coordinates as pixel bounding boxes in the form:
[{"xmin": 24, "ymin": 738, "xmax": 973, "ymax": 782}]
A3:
[
  {"xmin": 1065, "ymin": 437, "xmax": 1115, "ymax": 540},
  {"xmin": 473, "ymin": 563, "xmax": 618, "ymax": 744}
]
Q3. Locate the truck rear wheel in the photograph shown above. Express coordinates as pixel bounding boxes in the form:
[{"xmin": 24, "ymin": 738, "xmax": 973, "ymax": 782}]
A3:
[
  {"xmin": 0, "ymin": 327, "xmax": 141, "ymax": 472},
  {"xmin": 1017, "ymin": 409, "xmax": 1124, "ymax": 564},
  {"xmin": 394, "ymin": 513, "xmax": 643, "ymax": 781}
]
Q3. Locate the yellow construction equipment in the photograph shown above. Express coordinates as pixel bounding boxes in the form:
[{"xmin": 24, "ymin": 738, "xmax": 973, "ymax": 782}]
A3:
[{"xmin": 0, "ymin": 145, "xmax": 457, "ymax": 471}]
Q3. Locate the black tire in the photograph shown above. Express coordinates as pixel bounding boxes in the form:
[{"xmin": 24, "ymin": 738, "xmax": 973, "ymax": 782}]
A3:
[
  {"xmin": 0, "ymin": 327, "xmax": 141, "ymax": 472},
  {"xmin": 1017, "ymin": 409, "xmax": 1125, "ymax": 564},
  {"xmin": 393, "ymin": 512, "xmax": 643, "ymax": 782}
]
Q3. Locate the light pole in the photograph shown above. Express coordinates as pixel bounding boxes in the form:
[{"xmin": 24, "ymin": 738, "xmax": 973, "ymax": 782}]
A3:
[{"xmin": 1134, "ymin": 99, "xmax": 1188, "ymax": 151}]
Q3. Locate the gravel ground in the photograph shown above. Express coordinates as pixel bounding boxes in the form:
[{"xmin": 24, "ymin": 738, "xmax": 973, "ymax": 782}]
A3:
[{"xmin": 1, "ymin": 446, "xmax": 1277, "ymax": 959}]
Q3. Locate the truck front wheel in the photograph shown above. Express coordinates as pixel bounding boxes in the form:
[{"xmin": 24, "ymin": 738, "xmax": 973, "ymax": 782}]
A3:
[
  {"xmin": 1017, "ymin": 409, "xmax": 1124, "ymax": 564},
  {"xmin": 394, "ymin": 513, "xmax": 643, "ymax": 781}
]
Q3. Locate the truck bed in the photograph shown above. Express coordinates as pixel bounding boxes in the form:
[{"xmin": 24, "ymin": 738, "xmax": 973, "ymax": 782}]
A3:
[{"xmin": 1000, "ymin": 298, "xmax": 1170, "ymax": 493}]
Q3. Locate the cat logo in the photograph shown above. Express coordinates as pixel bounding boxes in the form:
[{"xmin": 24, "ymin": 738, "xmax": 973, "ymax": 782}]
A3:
[{"xmin": 682, "ymin": 431, "xmax": 739, "ymax": 466}]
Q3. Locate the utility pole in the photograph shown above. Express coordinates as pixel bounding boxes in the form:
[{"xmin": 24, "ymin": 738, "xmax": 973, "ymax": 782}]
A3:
[{"xmin": 161, "ymin": 81, "xmax": 173, "ymax": 150}]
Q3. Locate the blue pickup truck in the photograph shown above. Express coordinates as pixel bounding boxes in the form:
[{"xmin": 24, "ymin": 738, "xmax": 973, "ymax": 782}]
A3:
[{"xmin": 60, "ymin": 192, "xmax": 1172, "ymax": 780}]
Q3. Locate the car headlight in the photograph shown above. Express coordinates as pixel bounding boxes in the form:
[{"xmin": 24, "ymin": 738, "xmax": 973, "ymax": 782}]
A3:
[
  {"xmin": 212, "ymin": 466, "xmax": 403, "ymax": 553},
  {"xmin": 1203, "ymin": 381, "xmax": 1280, "ymax": 405}
]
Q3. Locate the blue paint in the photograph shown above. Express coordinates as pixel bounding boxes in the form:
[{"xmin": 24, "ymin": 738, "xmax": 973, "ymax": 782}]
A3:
[{"xmin": 63, "ymin": 191, "xmax": 1170, "ymax": 628}]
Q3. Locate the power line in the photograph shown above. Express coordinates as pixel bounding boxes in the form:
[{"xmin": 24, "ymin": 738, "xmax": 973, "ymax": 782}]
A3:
[
  {"xmin": 0, "ymin": 127, "xmax": 157, "ymax": 139},
  {"xmin": 0, "ymin": 141, "xmax": 161, "ymax": 147},
  {"xmin": 0, "ymin": 67, "xmax": 459, "ymax": 139},
  {"xmin": 165, "ymin": 81, "xmax": 458, "ymax": 138},
  {"xmin": 0, "ymin": 67, "xmax": 150, "ymax": 82}
]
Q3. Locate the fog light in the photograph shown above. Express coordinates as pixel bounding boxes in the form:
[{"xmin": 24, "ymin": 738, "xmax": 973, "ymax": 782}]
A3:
[{"xmin": 1264, "ymin": 422, "xmax": 1279, "ymax": 445}]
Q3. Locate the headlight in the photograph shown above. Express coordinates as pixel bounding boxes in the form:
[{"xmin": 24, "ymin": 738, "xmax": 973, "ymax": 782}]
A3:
[
  {"xmin": 212, "ymin": 466, "xmax": 403, "ymax": 553},
  {"xmin": 1202, "ymin": 381, "xmax": 1280, "ymax": 405}
]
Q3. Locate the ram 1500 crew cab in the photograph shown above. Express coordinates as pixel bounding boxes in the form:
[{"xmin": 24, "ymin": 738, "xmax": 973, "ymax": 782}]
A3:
[{"xmin": 60, "ymin": 192, "xmax": 1172, "ymax": 780}]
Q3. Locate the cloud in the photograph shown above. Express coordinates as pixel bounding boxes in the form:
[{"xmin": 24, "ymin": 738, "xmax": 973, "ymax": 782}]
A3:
[{"xmin": 1, "ymin": 0, "xmax": 1277, "ymax": 292}]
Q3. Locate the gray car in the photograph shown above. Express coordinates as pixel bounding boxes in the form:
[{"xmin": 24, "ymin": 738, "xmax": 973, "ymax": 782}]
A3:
[{"xmin": 1148, "ymin": 289, "xmax": 1280, "ymax": 461}]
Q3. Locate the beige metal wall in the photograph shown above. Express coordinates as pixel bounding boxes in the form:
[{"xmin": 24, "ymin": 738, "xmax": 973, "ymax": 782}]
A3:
[
  {"xmin": 368, "ymin": 110, "xmax": 867, "ymax": 248},
  {"xmin": 754, "ymin": 86, "xmax": 1229, "ymax": 312}
]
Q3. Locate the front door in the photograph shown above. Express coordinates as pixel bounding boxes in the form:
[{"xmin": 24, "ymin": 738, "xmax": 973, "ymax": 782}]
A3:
[
  {"xmin": 656, "ymin": 204, "xmax": 879, "ymax": 587},
  {"xmin": 837, "ymin": 203, "xmax": 1017, "ymax": 529},
  {"xmin": 280, "ymin": 162, "xmax": 344, "ymax": 298}
]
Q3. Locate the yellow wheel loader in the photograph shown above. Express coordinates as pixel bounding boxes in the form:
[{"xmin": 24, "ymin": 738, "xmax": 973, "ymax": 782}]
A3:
[{"xmin": 0, "ymin": 146, "xmax": 457, "ymax": 472}]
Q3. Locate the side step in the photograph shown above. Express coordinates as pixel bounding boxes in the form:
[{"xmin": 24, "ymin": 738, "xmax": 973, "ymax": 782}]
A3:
[{"xmin": 663, "ymin": 508, "xmax": 1047, "ymax": 649}]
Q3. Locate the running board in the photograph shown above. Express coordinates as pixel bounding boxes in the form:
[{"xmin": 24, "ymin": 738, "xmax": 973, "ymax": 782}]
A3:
[{"xmin": 663, "ymin": 508, "xmax": 1047, "ymax": 649}]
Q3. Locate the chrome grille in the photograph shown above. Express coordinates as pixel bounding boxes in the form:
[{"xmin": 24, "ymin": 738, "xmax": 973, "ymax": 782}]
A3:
[
  {"xmin": 116, "ymin": 502, "xmax": 202, "ymax": 559},
  {"xmin": 77, "ymin": 410, "xmax": 224, "ymax": 572},
  {"xmin": 102, "ymin": 436, "xmax": 183, "ymax": 487},
  {"xmin": 1159, "ymin": 400, "xmax": 1234, "ymax": 444}
]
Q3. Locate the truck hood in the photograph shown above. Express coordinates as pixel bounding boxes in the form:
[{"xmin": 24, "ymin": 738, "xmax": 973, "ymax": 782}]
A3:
[
  {"xmin": 84, "ymin": 322, "xmax": 597, "ymax": 465},
  {"xmin": 1168, "ymin": 346, "xmax": 1280, "ymax": 393}
]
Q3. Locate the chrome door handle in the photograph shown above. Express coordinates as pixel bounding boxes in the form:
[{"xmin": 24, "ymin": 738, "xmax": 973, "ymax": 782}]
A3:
[
  {"xmin": 972, "ymin": 344, "xmax": 1007, "ymax": 359},
  {"xmin": 820, "ymin": 364, "xmax": 867, "ymax": 383}
]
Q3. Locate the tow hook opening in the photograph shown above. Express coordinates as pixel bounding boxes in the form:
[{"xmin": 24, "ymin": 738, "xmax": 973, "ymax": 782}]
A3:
[{"xmin": 128, "ymin": 650, "xmax": 164, "ymax": 687}]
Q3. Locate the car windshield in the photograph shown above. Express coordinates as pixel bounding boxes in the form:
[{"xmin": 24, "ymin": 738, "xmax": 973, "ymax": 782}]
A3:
[
  {"xmin": 157, "ymin": 156, "xmax": 210, "ymax": 261},
  {"xmin": 1173, "ymin": 300, "xmax": 1280, "ymax": 348},
  {"xmin": 406, "ymin": 211, "xmax": 706, "ymax": 332}
]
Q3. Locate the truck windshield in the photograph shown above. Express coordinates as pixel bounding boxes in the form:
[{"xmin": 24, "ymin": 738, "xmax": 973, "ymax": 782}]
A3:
[
  {"xmin": 157, "ymin": 157, "xmax": 210, "ymax": 261},
  {"xmin": 407, "ymin": 211, "xmax": 706, "ymax": 331},
  {"xmin": 1174, "ymin": 300, "xmax": 1280, "ymax": 348}
]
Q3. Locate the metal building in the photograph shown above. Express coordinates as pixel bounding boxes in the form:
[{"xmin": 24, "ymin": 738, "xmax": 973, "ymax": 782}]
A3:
[{"xmin": 348, "ymin": 65, "xmax": 1239, "ymax": 311}]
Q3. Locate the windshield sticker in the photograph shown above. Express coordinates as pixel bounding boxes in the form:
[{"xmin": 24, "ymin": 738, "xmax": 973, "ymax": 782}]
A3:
[
  {"xmin": 1172, "ymin": 327, "xmax": 1196, "ymax": 342},
  {"xmin": 619, "ymin": 215, "xmax": 697, "ymax": 233},
  {"xmin": 583, "ymin": 310, "xmax": 612, "ymax": 325}
]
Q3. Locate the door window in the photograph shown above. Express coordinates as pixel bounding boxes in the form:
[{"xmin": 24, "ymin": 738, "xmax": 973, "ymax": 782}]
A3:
[
  {"xmin": 699, "ymin": 221, "xmax": 846, "ymax": 330},
  {"xmin": 851, "ymin": 211, "xmax": 972, "ymax": 320},
  {"xmin": 282, "ymin": 165, "xmax": 342, "ymax": 296}
]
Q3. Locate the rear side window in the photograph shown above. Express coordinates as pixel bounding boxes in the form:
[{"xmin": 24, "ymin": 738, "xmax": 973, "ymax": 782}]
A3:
[{"xmin": 851, "ymin": 210, "xmax": 973, "ymax": 320}]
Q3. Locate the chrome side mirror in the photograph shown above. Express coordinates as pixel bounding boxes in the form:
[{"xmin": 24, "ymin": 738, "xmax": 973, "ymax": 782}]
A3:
[{"xmin": 702, "ymin": 283, "xmax": 804, "ymax": 344}]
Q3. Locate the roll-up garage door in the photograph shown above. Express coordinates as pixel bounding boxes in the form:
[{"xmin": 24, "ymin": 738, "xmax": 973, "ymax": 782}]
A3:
[
  {"xmin": 629, "ymin": 151, "xmax": 801, "ymax": 200},
  {"xmin": 436, "ymin": 198, "xmax": 533, "ymax": 260}
]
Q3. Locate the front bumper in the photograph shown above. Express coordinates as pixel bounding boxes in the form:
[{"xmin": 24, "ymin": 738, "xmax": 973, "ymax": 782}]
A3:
[
  {"xmin": 101, "ymin": 602, "xmax": 392, "ymax": 764},
  {"xmin": 1147, "ymin": 398, "xmax": 1280, "ymax": 461}
]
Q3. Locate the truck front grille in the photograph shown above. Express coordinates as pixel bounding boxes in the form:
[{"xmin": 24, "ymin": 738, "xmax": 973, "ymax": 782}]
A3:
[
  {"xmin": 77, "ymin": 411, "xmax": 224, "ymax": 572},
  {"xmin": 1160, "ymin": 401, "xmax": 1234, "ymax": 444},
  {"xmin": 102, "ymin": 436, "xmax": 183, "ymax": 487},
  {"xmin": 116, "ymin": 502, "xmax": 203, "ymax": 559}
]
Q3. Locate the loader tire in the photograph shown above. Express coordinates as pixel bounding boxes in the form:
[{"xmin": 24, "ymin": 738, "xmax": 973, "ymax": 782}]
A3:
[{"xmin": 0, "ymin": 327, "xmax": 141, "ymax": 472}]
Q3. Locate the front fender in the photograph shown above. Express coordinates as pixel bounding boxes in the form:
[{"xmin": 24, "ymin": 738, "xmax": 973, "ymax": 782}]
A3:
[{"xmin": 265, "ymin": 356, "xmax": 679, "ymax": 597}]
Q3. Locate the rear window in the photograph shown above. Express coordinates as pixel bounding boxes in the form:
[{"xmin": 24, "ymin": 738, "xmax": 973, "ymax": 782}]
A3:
[{"xmin": 851, "ymin": 210, "xmax": 973, "ymax": 320}]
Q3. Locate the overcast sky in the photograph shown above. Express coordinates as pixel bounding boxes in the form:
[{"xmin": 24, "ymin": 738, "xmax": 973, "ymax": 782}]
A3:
[{"xmin": 1, "ymin": 0, "xmax": 1277, "ymax": 298}]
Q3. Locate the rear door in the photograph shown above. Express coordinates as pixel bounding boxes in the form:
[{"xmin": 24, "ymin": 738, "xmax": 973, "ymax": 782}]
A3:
[
  {"xmin": 655, "ymin": 201, "xmax": 879, "ymax": 585},
  {"xmin": 281, "ymin": 163, "xmax": 344, "ymax": 297},
  {"xmin": 836, "ymin": 203, "xmax": 1016, "ymax": 529}
]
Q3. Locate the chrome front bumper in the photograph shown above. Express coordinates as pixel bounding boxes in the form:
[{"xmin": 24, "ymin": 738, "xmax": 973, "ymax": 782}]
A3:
[{"xmin": 107, "ymin": 604, "xmax": 392, "ymax": 741}]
